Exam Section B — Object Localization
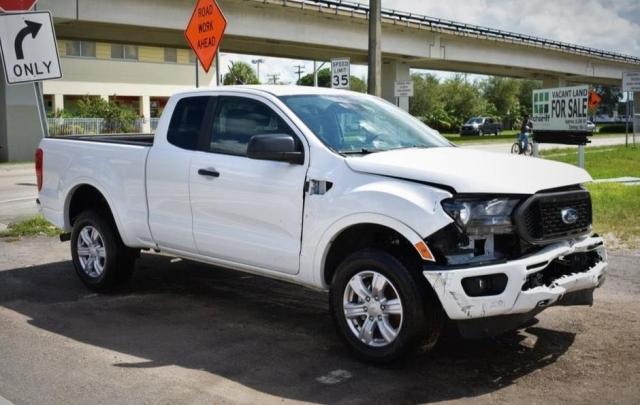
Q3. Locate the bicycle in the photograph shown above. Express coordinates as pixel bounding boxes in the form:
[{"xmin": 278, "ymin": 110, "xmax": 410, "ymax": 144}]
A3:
[{"xmin": 511, "ymin": 134, "xmax": 533, "ymax": 156}]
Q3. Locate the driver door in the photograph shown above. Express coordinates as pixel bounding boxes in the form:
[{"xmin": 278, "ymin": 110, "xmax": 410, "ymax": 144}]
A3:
[{"xmin": 189, "ymin": 95, "xmax": 308, "ymax": 275}]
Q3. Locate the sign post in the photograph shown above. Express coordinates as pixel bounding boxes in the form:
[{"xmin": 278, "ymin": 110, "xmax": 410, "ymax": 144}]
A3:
[
  {"xmin": 532, "ymin": 85, "xmax": 592, "ymax": 168},
  {"xmin": 330, "ymin": 58, "xmax": 350, "ymax": 89},
  {"xmin": 184, "ymin": 0, "xmax": 227, "ymax": 86},
  {"xmin": 622, "ymin": 72, "xmax": 640, "ymax": 147},
  {"xmin": 394, "ymin": 80, "xmax": 413, "ymax": 108}
]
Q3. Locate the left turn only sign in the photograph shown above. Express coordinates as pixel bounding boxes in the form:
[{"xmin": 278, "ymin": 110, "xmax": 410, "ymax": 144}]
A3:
[{"xmin": 0, "ymin": 11, "xmax": 62, "ymax": 84}]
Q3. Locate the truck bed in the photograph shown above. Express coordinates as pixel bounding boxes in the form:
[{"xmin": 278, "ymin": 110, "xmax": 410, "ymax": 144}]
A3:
[{"xmin": 50, "ymin": 133, "xmax": 154, "ymax": 146}]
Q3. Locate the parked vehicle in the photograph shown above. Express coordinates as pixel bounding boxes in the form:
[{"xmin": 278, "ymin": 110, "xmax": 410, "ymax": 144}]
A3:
[
  {"xmin": 36, "ymin": 86, "xmax": 607, "ymax": 363},
  {"xmin": 460, "ymin": 116, "xmax": 502, "ymax": 136},
  {"xmin": 587, "ymin": 120, "xmax": 596, "ymax": 132}
]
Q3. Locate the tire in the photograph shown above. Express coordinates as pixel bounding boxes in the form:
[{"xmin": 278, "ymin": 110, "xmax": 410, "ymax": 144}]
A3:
[
  {"xmin": 525, "ymin": 143, "xmax": 533, "ymax": 156},
  {"xmin": 511, "ymin": 143, "xmax": 520, "ymax": 154},
  {"xmin": 478, "ymin": 129, "xmax": 484, "ymax": 136},
  {"xmin": 329, "ymin": 248, "xmax": 436, "ymax": 364},
  {"xmin": 70, "ymin": 210, "xmax": 138, "ymax": 292}
]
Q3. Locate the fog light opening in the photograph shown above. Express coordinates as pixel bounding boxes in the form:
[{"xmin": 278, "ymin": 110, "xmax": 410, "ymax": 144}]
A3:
[{"xmin": 461, "ymin": 273, "xmax": 508, "ymax": 297}]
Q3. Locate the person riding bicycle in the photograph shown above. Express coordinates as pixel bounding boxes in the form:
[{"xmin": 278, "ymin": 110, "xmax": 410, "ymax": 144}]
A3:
[{"xmin": 518, "ymin": 114, "xmax": 533, "ymax": 154}]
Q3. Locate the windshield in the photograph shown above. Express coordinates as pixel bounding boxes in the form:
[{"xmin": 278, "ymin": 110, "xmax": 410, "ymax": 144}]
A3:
[
  {"xmin": 466, "ymin": 117, "xmax": 484, "ymax": 124},
  {"xmin": 279, "ymin": 93, "xmax": 450, "ymax": 154}
]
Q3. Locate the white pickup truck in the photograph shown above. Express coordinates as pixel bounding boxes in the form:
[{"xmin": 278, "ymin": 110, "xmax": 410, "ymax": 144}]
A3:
[{"xmin": 37, "ymin": 86, "xmax": 607, "ymax": 363}]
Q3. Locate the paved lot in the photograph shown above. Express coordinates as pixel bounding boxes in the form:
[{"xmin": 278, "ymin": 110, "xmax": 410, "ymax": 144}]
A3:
[
  {"xmin": 0, "ymin": 164, "xmax": 38, "ymax": 227},
  {"xmin": 0, "ymin": 236, "xmax": 639, "ymax": 404}
]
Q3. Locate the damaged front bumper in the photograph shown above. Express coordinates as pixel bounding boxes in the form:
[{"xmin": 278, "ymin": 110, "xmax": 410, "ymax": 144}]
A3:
[{"xmin": 423, "ymin": 235, "xmax": 607, "ymax": 325}]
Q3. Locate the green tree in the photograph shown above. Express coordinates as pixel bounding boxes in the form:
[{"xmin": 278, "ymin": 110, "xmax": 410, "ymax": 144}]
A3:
[
  {"xmin": 298, "ymin": 68, "xmax": 330, "ymax": 87},
  {"xmin": 594, "ymin": 85, "xmax": 622, "ymax": 117},
  {"xmin": 409, "ymin": 73, "xmax": 452, "ymax": 131},
  {"xmin": 517, "ymin": 79, "xmax": 542, "ymax": 117},
  {"xmin": 480, "ymin": 76, "xmax": 521, "ymax": 128},
  {"xmin": 75, "ymin": 96, "xmax": 139, "ymax": 133},
  {"xmin": 223, "ymin": 61, "xmax": 260, "ymax": 85},
  {"xmin": 297, "ymin": 68, "xmax": 367, "ymax": 92},
  {"xmin": 440, "ymin": 75, "xmax": 489, "ymax": 131}
]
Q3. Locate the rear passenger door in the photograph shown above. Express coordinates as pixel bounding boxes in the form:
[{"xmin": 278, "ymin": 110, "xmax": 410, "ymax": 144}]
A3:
[{"xmin": 189, "ymin": 95, "xmax": 308, "ymax": 275}]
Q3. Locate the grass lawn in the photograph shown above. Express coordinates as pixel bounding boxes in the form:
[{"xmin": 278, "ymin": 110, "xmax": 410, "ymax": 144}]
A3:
[
  {"xmin": 541, "ymin": 145, "xmax": 640, "ymax": 179},
  {"xmin": 444, "ymin": 131, "xmax": 624, "ymax": 145},
  {"xmin": 543, "ymin": 145, "xmax": 640, "ymax": 248},
  {"xmin": 0, "ymin": 215, "xmax": 61, "ymax": 238}
]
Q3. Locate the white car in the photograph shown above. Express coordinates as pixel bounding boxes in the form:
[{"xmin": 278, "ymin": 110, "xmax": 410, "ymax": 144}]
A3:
[{"xmin": 36, "ymin": 86, "xmax": 607, "ymax": 363}]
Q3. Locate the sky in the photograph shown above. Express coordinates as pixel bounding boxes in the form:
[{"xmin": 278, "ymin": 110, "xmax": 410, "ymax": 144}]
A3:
[{"xmin": 218, "ymin": 0, "xmax": 640, "ymax": 85}]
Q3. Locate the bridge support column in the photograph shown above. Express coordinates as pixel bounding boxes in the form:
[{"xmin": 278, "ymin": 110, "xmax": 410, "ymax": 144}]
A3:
[
  {"xmin": 140, "ymin": 96, "xmax": 151, "ymax": 133},
  {"xmin": 382, "ymin": 61, "xmax": 410, "ymax": 111},
  {"xmin": 542, "ymin": 76, "xmax": 567, "ymax": 88},
  {"xmin": 53, "ymin": 94, "xmax": 64, "ymax": 114}
]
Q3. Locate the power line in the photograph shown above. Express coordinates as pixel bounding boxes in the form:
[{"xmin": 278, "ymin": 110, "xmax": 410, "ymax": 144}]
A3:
[
  {"xmin": 293, "ymin": 64, "xmax": 306, "ymax": 82},
  {"xmin": 267, "ymin": 73, "xmax": 280, "ymax": 84}
]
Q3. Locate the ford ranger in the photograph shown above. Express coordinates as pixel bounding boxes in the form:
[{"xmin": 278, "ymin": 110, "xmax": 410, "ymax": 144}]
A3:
[{"xmin": 36, "ymin": 86, "xmax": 607, "ymax": 363}]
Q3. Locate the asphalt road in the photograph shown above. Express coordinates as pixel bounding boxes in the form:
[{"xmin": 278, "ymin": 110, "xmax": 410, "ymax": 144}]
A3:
[{"xmin": 0, "ymin": 237, "xmax": 639, "ymax": 404}]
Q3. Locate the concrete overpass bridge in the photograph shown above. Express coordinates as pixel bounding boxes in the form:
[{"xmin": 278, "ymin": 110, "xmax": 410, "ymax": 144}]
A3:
[{"xmin": 2, "ymin": 0, "xmax": 639, "ymax": 161}]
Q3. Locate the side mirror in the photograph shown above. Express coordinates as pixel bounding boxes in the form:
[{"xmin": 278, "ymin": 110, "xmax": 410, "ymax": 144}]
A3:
[{"xmin": 247, "ymin": 134, "xmax": 304, "ymax": 165}]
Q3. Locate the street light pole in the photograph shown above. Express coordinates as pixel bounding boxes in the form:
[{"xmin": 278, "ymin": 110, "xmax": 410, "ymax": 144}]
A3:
[
  {"xmin": 368, "ymin": 0, "xmax": 381, "ymax": 96},
  {"xmin": 252, "ymin": 58, "xmax": 265, "ymax": 83}
]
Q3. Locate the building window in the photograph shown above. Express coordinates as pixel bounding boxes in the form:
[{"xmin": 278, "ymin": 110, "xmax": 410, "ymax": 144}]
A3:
[
  {"xmin": 189, "ymin": 51, "xmax": 196, "ymax": 64},
  {"xmin": 65, "ymin": 40, "xmax": 96, "ymax": 57},
  {"xmin": 164, "ymin": 48, "xmax": 177, "ymax": 63},
  {"xmin": 111, "ymin": 44, "xmax": 138, "ymax": 60}
]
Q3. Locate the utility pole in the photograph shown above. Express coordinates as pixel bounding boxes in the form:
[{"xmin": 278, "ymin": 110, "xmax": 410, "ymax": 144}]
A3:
[
  {"xmin": 367, "ymin": 0, "xmax": 381, "ymax": 96},
  {"xmin": 293, "ymin": 64, "xmax": 306, "ymax": 83},
  {"xmin": 267, "ymin": 74, "xmax": 280, "ymax": 85},
  {"xmin": 313, "ymin": 61, "xmax": 327, "ymax": 87},
  {"xmin": 251, "ymin": 58, "xmax": 265, "ymax": 83}
]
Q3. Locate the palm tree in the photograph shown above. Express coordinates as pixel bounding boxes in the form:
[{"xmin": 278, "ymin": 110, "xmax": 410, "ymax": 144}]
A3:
[{"xmin": 223, "ymin": 61, "xmax": 260, "ymax": 85}]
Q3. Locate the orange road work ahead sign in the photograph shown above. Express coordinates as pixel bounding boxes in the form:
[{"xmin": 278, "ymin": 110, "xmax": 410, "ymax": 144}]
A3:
[
  {"xmin": 184, "ymin": 0, "xmax": 227, "ymax": 73},
  {"xmin": 588, "ymin": 91, "xmax": 602, "ymax": 109}
]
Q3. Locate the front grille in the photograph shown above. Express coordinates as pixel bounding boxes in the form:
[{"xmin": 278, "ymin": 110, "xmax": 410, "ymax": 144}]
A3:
[{"xmin": 515, "ymin": 189, "xmax": 592, "ymax": 244}]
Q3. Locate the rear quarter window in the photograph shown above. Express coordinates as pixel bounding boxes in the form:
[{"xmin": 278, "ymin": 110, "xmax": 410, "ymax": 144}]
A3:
[{"xmin": 167, "ymin": 96, "xmax": 211, "ymax": 150}]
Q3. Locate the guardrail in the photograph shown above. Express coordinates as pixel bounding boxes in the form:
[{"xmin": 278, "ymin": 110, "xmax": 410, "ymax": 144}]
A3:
[
  {"xmin": 46, "ymin": 118, "xmax": 150, "ymax": 136},
  {"xmin": 283, "ymin": 0, "xmax": 640, "ymax": 64}
]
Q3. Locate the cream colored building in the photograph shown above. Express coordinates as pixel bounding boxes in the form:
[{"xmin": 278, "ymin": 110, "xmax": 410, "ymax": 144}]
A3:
[{"xmin": 43, "ymin": 39, "xmax": 214, "ymax": 131}]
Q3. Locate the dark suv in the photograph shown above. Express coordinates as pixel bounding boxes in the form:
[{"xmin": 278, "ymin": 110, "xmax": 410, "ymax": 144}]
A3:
[{"xmin": 460, "ymin": 117, "xmax": 502, "ymax": 136}]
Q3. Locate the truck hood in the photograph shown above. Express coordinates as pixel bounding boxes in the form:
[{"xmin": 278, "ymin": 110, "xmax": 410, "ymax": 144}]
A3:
[{"xmin": 345, "ymin": 146, "xmax": 592, "ymax": 194}]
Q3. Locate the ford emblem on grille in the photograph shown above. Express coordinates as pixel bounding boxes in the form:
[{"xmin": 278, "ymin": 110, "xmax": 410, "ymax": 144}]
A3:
[{"xmin": 561, "ymin": 208, "xmax": 579, "ymax": 224}]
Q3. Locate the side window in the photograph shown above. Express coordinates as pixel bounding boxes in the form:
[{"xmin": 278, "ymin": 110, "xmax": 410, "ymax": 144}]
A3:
[
  {"xmin": 167, "ymin": 96, "xmax": 211, "ymax": 150},
  {"xmin": 209, "ymin": 97, "xmax": 296, "ymax": 156}
]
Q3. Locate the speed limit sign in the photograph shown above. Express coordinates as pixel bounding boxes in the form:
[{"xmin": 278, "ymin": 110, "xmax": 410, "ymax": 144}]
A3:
[{"xmin": 331, "ymin": 57, "xmax": 350, "ymax": 89}]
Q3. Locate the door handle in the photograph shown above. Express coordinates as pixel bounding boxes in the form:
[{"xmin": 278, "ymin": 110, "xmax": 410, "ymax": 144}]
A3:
[{"xmin": 198, "ymin": 168, "xmax": 220, "ymax": 178}]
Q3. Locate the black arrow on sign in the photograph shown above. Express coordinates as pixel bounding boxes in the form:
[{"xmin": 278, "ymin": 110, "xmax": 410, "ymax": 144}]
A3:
[{"xmin": 14, "ymin": 20, "xmax": 42, "ymax": 60}]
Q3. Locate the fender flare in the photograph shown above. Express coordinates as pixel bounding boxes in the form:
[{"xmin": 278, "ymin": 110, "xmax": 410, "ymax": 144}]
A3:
[
  {"xmin": 311, "ymin": 213, "xmax": 426, "ymax": 288},
  {"xmin": 62, "ymin": 178, "xmax": 132, "ymax": 246}
]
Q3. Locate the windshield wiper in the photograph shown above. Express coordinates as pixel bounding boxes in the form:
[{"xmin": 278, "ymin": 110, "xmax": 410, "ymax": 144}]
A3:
[{"xmin": 340, "ymin": 148, "xmax": 381, "ymax": 155}]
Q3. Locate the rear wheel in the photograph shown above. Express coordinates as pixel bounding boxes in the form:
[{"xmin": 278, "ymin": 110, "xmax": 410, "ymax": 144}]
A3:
[
  {"xmin": 329, "ymin": 249, "xmax": 436, "ymax": 363},
  {"xmin": 524, "ymin": 142, "xmax": 533, "ymax": 156},
  {"xmin": 71, "ymin": 210, "xmax": 138, "ymax": 292},
  {"xmin": 511, "ymin": 142, "xmax": 520, "ymax": 154}
]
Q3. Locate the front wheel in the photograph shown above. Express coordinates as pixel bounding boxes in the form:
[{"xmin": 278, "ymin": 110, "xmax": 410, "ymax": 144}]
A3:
[
  {"xmin": 71, "ymin": 210, "xmax": 138, "ymax": 292},
  {"xmin": 511, "ymin": 142, "xmax": 520, "ymax": 154},
  {"xmin": 329, "ymin": 249, "xmax": 436, "ymax": 363}
]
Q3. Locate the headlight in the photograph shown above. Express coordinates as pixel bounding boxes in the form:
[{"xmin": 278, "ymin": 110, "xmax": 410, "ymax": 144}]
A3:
[{"xmin": 442, "ymin": 197, "xmax": 520, "ymax": 235}]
